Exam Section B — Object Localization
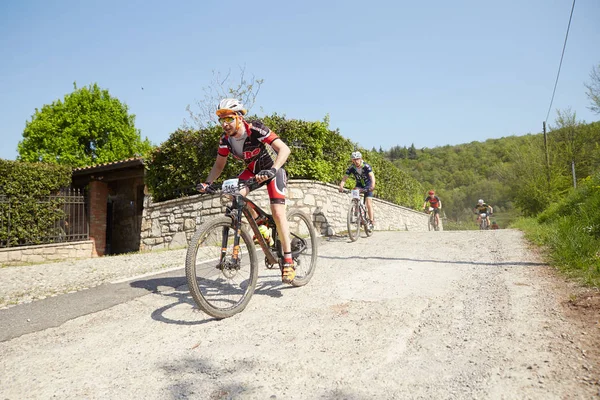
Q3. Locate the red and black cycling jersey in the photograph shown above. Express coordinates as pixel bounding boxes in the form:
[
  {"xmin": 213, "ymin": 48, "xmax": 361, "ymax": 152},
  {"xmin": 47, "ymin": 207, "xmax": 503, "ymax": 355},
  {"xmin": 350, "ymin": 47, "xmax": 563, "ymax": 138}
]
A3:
[
  {"xmin": 217, "ymin": 119, "xmax": 279, "ymax": 174},
  {"xmin": 424, "ymin": 195, "xmax": 441, "ymax": 209}
]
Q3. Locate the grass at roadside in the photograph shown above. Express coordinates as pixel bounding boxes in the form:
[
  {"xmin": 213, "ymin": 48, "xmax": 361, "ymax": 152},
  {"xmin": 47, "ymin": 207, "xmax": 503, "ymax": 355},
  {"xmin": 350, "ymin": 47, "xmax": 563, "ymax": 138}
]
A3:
[
  {"xmin": 511, "ymin": 215, "xmax": 600, "ymax": 287},
  {"xmin": 509, "ymin": 174, "xmax": 600, "ymax": 287}
]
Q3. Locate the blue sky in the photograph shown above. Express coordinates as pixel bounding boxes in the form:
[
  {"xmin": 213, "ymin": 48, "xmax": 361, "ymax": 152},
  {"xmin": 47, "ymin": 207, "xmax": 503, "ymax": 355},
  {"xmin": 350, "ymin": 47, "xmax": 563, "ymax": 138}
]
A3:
[{"xmin": 1, "ymin": 0, "xmax": 599, "ymax": 161}]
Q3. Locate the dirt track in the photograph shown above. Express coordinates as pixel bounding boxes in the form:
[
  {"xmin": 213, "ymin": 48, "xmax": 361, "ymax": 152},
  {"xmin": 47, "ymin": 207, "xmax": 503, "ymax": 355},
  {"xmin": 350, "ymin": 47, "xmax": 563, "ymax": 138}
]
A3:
[{"xmin": 1, "ymin": 229, "xmax": 598, "ymax": 399}]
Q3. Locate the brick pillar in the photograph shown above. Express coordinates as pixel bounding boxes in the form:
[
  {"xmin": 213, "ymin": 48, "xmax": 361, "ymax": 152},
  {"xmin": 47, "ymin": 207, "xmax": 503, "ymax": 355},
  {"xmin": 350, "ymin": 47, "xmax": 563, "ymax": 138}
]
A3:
[{"xmin": 89, "ymin": 180, "xmax": 109, "ymax": 257}]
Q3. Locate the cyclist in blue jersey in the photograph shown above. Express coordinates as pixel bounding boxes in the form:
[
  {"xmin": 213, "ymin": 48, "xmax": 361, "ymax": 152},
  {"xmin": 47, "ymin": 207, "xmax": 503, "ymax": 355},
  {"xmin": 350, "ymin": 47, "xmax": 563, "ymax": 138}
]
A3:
[{"xmin": 338, "ymin": 151, "xmax": 376, "ymax": 227}]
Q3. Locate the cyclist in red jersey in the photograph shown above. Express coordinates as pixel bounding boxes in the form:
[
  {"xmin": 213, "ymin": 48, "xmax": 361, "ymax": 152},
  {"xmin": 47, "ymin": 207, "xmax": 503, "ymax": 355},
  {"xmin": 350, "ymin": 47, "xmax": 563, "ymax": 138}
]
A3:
[
  {"xmin": 196, "ymin": 98, "xmax": 296, "ymax": 284},
  {"xmin": 422, "ymin": 190, "xmax": 442, "ymax": 228}
]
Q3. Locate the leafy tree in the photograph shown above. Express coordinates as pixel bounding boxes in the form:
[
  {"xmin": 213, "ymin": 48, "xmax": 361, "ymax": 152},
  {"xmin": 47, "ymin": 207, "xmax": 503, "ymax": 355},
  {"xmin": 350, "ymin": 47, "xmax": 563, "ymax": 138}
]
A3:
[
  {"xmin": 408, "ymin": 143, "xmax": 417, "ymax": 160},
  {"xmin": 550, "ymin": 108, "xmax": 584, "ymax": 187},
  {"xmin": 17, "ymin": 83, "xmax": 152, "ymax": 167},
  {"xmin": 584, "ymin": 63, "xmax": 600, "ymax": 114}
]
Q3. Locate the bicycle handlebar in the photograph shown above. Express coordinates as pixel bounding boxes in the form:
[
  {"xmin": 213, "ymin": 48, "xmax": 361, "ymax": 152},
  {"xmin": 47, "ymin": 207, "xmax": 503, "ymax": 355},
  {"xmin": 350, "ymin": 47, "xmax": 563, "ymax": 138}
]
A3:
[
  {"xmin": 341, "ymin": 188, "xmax": 370, "ymax": 194},
  {"xmin": 196, "ymin": 177, "xmax": 259, "ymax": 195}
]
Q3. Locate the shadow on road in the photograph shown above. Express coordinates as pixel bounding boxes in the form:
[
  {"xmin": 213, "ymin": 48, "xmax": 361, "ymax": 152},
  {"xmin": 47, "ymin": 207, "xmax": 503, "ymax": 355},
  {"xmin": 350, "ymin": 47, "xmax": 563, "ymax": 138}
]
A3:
[
  {"xmin": 319, "ymin": 254, "xmax": 546, "ymax": 267},
  {"xmin": 129, "ymin": 275, "xmax": 293, "ymax": 326}
]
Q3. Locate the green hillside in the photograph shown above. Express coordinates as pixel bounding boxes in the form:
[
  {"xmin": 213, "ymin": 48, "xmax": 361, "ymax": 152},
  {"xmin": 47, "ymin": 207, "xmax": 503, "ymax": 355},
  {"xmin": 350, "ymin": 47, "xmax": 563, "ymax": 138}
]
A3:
[{"xmin": 382, "ymin": 120, "xmax": 600, "ymax": 229}]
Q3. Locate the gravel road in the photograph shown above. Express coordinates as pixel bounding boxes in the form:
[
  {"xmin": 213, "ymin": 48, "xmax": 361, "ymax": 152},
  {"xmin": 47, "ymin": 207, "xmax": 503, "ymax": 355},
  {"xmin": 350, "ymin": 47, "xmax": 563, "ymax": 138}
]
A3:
[{"xmin": 1, "ymin": 229, "xmax": 598, "ymax": 399}]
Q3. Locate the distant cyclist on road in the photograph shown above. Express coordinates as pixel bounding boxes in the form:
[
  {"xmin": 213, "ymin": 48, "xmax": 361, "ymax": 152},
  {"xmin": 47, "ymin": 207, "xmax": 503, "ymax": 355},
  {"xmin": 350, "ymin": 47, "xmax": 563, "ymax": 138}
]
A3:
[
  {"xmin": 338, "ymin": 151, "xmax": 376, "ymax": 227},
  {"xmin": 473, "ymin": 199, "xmax": 493, "ymax": 228},
  {"xmin": 422, "ymin": 190, "xmax": 442, "ymax": 228}
]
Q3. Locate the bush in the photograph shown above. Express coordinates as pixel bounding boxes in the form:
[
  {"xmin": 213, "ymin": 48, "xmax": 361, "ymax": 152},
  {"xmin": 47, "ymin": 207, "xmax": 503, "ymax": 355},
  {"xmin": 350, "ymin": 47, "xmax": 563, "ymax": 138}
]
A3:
[
  {"xmin": 146, "ymin": 114, "xmax": 424, "ymax": 209},
  {"xmin": 513, "ymin": 174, "xmax": 600, "ymax": 286},
  {"xmin": 0, "ymin": 159, "xmax": 72, "ymax": 246}
]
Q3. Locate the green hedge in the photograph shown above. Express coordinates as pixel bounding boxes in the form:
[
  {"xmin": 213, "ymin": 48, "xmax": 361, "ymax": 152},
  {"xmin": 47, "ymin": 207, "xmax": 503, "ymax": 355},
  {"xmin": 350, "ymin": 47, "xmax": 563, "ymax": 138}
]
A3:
[
  {"xmin": 0, "ymin": 159, "xmax": 72, "ymax": 246},
  {"xmin": 145, "ymin": 113, "xmax": 423, "ymax": 208}
]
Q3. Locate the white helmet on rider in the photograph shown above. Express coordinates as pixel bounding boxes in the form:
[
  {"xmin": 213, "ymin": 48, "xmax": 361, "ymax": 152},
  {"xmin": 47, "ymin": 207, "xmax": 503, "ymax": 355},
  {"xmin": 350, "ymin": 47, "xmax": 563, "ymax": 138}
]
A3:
[
  {"xmin": 216, "ymin": 98, "xmax": 247, "ymax": 116},
  {"xmin": 351, "ymin": 151, "xmax": 362, "ymax": 159},
  {"xmin": 478, "ymin": 199, "xmax": 484, "ymax": 204}
]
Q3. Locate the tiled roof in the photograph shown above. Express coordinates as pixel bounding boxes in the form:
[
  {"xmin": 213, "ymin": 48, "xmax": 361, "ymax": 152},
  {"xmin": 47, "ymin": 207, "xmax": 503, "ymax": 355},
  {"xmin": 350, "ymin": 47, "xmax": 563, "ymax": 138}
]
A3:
[
  {"xmin": 72, "ymin": 157, "xmax": 144, "ymax": 172},
  {"xmin": 72, "ymin": 157, "xmax": 144, "ymax": 176}
]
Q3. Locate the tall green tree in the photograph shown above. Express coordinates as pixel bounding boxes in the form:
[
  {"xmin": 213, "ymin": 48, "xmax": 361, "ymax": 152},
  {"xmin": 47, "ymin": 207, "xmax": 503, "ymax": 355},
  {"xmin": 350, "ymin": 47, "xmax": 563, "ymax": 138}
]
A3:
[
  {"xmin": 17, "ymin": 83, "xmax": 153, "ymax": 167},
  {"xmin": 584, "ymin": 63, "xmax": 600, "ymax": 114}
]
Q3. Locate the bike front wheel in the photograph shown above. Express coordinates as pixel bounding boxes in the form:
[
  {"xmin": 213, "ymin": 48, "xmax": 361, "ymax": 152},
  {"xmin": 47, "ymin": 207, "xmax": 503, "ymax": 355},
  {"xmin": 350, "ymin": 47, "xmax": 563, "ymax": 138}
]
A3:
[
  {"xmin": 347, "ymin": 201, "xmax": 361, "ymax": 242},
  {"xmin": 185, "ymin": 216, "xmax": 258, "ymax": 319},
  {"xmin": 432, "ymin": 214, "xmax": 440, "ymax": 231},
  {"xmin": 287, "ymin": 210, "xmax": 318, "ymax": 287}
]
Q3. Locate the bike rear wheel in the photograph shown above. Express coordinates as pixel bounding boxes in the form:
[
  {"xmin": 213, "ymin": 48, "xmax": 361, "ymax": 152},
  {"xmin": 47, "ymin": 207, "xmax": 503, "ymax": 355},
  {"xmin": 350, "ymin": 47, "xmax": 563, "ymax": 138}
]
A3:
[
  {"xmin": 362, "ymin": 206, "xmax": 373, "ymax": 237},
  {"xmin": 185, "ymin": 216, "xmax": 258, "ymax": 319},
  {"xmin": 347, "ymin": 201, "xmax": 361, "ymax": 242},
  {"xmin": 286, "ymin": 210, "xmax": 318, "ymax": 287}
]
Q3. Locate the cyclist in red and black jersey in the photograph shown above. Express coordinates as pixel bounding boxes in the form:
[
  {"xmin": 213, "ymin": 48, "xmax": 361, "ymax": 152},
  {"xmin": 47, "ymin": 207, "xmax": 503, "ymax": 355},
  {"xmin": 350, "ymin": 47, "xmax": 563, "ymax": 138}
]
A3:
[
  {"xmin": 422, "ymin": 190, "xmax": 442, "ymax": 228},
  {"xmin": 196, "ymin": 98, "xmax": 296, "ymax": 284}
]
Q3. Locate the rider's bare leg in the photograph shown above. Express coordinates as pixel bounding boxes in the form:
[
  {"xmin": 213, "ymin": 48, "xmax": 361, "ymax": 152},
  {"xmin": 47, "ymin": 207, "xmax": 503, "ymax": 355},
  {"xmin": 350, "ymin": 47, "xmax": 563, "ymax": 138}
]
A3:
[
  {"xmin": 270, "ymin": 203, "xmax": 291, "ymax": 254},
  {"xmin": 365, "ymin": 197, "xmax": 374, "ymax": 223}
]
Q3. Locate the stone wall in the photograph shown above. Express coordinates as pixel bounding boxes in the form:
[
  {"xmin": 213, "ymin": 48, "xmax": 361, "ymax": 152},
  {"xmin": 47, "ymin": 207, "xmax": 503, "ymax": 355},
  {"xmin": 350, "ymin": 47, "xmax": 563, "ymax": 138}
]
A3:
[
  {"xmin": 140, "ymin": 180, "xmax": 436, "ymax": 252},
  {"xmin": 0, "ymin": 241, "xmax": 94, "ymax": 266}
]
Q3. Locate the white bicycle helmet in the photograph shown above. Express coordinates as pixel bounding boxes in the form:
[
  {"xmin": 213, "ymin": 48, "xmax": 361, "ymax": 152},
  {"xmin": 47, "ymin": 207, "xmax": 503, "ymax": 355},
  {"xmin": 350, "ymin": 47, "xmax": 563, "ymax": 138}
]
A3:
[
  {"xmin": 217, "ymin": 98, "xmax": 247, "ymax": 115},
  {"xmin": 351, "ymin": 151, "xmax": 362, "ymax": 159},
  {"xmin": 478, "ymin": 199, "xmax": 484, "ymax": 204}
]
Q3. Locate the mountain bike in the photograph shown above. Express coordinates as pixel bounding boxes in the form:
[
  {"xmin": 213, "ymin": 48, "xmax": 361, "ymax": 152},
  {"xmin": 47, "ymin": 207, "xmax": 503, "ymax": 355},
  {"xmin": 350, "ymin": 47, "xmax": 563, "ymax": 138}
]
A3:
[
  {"xmin": 185, "ymin": 177, "xmax": 318, "ymax": 319},
  {"xmin": 426, "ymin": 207, "xmax": 440, "ymax": 231},
  {"xmin": 478, "ymin": 212, "xmax": 490, "ymax": 230},
  {"xmin": 343, "ymin": 188, "xmax": 373, "ymax": 242}
]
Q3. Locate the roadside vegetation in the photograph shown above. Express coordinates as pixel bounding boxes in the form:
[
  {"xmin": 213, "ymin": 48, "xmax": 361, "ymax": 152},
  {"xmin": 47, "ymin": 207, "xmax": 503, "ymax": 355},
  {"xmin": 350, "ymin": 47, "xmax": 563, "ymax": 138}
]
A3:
[{"xmin": 511, "ymin": 174, "xmax": 600, "ymax": 286}]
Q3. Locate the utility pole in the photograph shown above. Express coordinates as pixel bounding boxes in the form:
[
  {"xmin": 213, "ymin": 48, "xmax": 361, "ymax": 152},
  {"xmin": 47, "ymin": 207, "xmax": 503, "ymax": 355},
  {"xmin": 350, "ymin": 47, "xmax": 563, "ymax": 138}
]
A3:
[{"xmin": 543, "ymin": 122, "xmax": 551, "ymax": 190}]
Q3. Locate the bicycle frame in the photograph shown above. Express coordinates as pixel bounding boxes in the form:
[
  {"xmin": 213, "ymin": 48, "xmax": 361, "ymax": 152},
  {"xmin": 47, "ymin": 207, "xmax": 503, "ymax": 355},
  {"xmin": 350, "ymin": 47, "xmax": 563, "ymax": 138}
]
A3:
[
  {"xmin": 223, "ymin": 192, "xmax": 280, "ymax": 267},
  {"xmin": 350, "ymin": 189, "xmax": 369, "ymax": 224},
  {"xmin": 218, "ymin": 178, "xmax": 307, "ymax": 267}
]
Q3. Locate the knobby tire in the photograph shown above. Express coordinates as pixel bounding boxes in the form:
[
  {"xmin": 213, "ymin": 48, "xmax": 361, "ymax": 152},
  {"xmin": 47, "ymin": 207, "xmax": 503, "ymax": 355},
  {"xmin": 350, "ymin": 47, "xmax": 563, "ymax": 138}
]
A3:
[
  {"xmin": 185, "ymin": 216, "xmax": 258, "ymax": 319},
  {"xmin": 286, "ymin": 210, "xmax": 318, "ymax": 287},
  {"xmin": 347, "ymin": 201, "xmax": 361, "ymax": 242}
]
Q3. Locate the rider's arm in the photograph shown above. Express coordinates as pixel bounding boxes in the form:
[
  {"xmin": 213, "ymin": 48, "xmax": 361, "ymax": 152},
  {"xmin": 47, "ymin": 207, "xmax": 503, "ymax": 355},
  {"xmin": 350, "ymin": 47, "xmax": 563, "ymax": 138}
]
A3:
[
  {"xmin": 269, "ymin": 138, "xmax": 290, "ymax": 170},
  {"xmin": 368, "ymin": 171, "xmax": 375, "ymax": 190},
  {"xmin": 489, "ymin": 205, "xmax": 494, "ymax": 213},
  {"xmin": 438, "ymin": 199, "xmax": 442, "ymax": 209},
  {"xmin": 205, "ymin": 155, "xmax": 227, "ymax": 184},
  {"xmin": 339, "ymin": 175, "xmax": 349, "ymax": 190}
]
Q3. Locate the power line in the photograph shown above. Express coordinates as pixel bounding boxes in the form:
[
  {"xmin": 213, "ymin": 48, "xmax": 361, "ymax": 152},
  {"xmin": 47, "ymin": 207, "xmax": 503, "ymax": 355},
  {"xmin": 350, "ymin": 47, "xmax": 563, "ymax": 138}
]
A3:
[{"xmin": 545, "ymin": 0, "xmax": 577, "ymax": 124}]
